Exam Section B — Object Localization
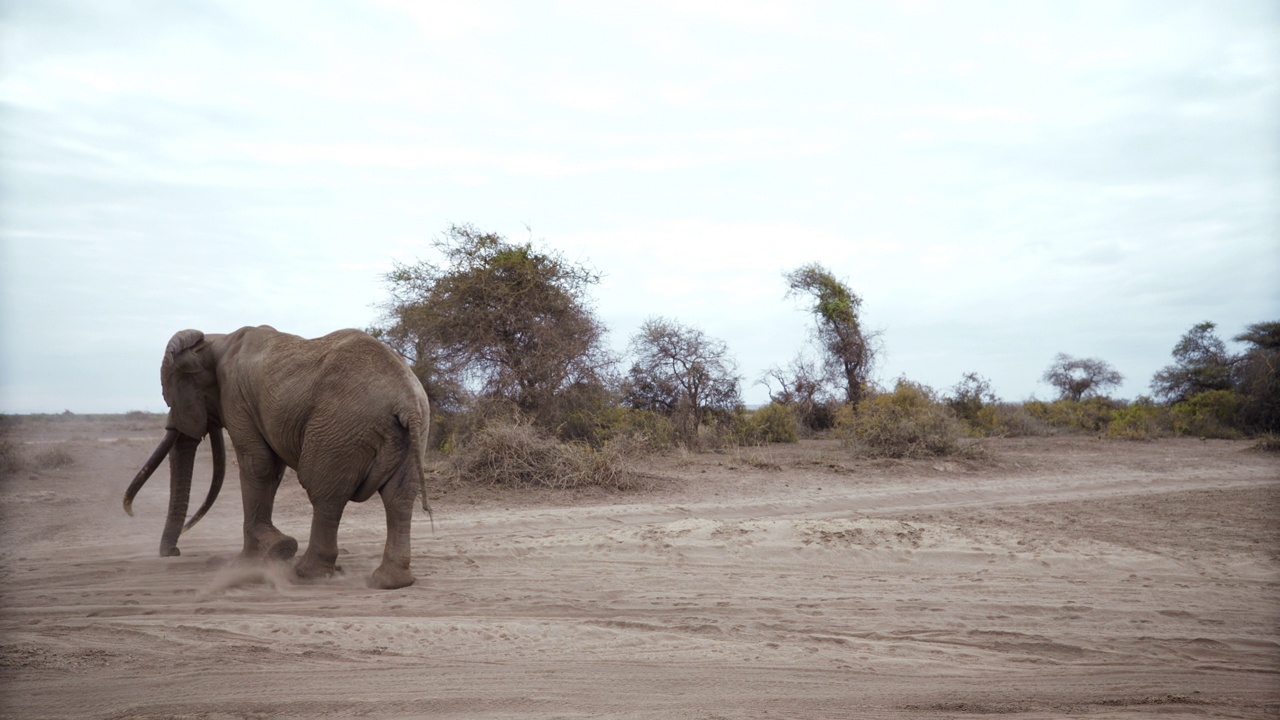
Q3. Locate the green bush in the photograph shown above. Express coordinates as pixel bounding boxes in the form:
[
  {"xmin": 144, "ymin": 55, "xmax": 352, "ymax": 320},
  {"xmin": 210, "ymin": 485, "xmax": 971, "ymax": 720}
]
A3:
[
  {"xmin": 1106, "ymin": 398, "xmax": 1170, "ymax": 441},
  {"xmin": 836, "ymin": 379, "xmax": 966, "ymax": 458},
  {"xmin": 734, "ymin": 403, "xmax": 799, "ymax": 445},
  {"xmin": 1170, "ymin": 389, "xmax": 1245, "ymax": 439}
]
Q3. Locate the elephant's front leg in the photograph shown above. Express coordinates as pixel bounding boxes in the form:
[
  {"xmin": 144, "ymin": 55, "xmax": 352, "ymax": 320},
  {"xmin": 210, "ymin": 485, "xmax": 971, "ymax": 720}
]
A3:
[
  {"xmin": 295, "ymin": 500, "xmax": 345, "ymax": 580},
  {"xmin": 370, "ymin": 481, "xmax": 415, "ymax": 590},
  {"xmin": 238, "ymin": 450, "xmax": 297, "ymax": 561}
]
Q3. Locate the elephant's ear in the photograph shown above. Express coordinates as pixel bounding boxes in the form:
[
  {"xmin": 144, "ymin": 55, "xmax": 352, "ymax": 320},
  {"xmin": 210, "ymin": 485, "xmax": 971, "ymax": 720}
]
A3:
[{"xmin": 161, "ymin": 329, "xmax": 210, "ymax": 440}]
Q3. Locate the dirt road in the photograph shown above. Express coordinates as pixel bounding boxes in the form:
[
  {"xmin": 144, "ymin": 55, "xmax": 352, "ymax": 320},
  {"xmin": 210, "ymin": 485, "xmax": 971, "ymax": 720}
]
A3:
[{"xmin": 2, "ymin": 416, "xmax": 1277, "ymax": 718}]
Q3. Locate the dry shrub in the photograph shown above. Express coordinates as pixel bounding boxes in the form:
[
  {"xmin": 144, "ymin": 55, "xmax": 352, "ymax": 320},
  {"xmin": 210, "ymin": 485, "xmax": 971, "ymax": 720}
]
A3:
[
  {"xmin": 734, "ymin": 403, "xmax": 799, "ymax": 445},
  {"xmin": 603, "ymin": 408, "xmax": 676, "ymax": 452},
  {"xmin": 1023, "ymin": 398, "xmax": 1122, "ymax": 434},
  {"xmin": 124, "ymin": 410, "xmax": 165, "ymax": 431},
  {"xmin": 0, "ymin": 439, "xmax": 24, "ymax": 475},
  {"xmin": 836, "ymin": 379, "xmax": 968, "ymax": 459},
  {"xmin": 32, "ymin": 446, "xmax": 75, "ymax": 470},
  {"xmin": 0, "ymin": 441, "xmax": 74, "ymax": 474},
  {"xmin": 729, "ymin": 447, "xmax": 782, "ymax": 471},
  {"xmin": 686, "ymin": 414, "xmax": 736, "ymax": 452},
  {"xmin": 966, "ymin": 403, "xmax": 1052, "ymax": 438},
  {"xmin": 446, "ymin": 419, "xmax": 639, "ymax": 490},
  {"xmin": 1248, "ymin": 434, "xmax": 1280, "ymax": 453},
  {"xmin": 942, "ymin": 373, "xmax": 1052, "ymax": 440}
]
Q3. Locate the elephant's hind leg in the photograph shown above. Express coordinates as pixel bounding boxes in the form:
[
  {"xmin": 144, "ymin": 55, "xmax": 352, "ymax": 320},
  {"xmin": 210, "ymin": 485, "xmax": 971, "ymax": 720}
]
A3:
[{"xmin": 370, "ymin": 479, "xmax": 415, "ymax": 590}]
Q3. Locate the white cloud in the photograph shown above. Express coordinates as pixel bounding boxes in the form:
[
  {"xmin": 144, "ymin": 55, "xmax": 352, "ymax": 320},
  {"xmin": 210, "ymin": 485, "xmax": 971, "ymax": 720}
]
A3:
[{"xmin": 1, "ymin": 0, "xmax": 1276, "ymax": 411}]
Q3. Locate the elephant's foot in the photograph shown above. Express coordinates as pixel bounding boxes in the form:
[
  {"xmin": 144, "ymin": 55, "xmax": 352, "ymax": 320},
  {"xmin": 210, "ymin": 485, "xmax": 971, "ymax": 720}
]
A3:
[
  {"xmin": 370, "ymin": 562, "xmax": 415, "ymax": 590},
  {"xmin": 265, "ymin": 535, "xmax": 298, "ymax": 561},
  {"xmin": 160, "ymin": 545, "xmax": 181, "ymax": 557},
  {"xmin": 294, "ymin": 551, "xmax": 337, "ymax": 580},
  {"xmin": 241, "ymin": 534, "xmax": 297, "ymax": 563}
]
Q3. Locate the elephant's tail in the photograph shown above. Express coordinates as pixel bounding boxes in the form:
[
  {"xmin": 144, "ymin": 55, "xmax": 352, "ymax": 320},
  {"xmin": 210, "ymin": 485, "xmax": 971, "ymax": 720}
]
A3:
[{"xmin": 396, "ymin": 399, "xmax": 432, "ymax": 531}]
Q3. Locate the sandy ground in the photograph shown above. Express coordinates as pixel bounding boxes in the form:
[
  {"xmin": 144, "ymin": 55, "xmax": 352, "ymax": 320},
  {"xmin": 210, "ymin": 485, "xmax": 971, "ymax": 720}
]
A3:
[{"xmin": 1, "ymin": 415, "xmax": 1277, "ymax": 719}]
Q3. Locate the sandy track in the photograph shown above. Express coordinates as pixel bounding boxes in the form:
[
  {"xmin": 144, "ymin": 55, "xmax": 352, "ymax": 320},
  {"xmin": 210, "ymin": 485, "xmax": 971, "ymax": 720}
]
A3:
[{"xmin": 1, "ymin": 417, "xmax": 1277, "ymax": 718}]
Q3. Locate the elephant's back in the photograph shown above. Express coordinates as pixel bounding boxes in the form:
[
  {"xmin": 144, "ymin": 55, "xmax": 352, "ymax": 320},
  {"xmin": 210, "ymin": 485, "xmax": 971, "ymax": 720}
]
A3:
[{"xmin": 306, "ymin": 330, "xmax": 427, "ymax": 418}]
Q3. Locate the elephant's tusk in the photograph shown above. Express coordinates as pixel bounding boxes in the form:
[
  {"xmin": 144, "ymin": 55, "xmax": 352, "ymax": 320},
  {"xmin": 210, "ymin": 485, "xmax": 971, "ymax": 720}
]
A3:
[
  {"xmin": 123, "ymin": 428, "xmax": 179, "ymax": 516},
  {"xmin": 181, "ymin": 426, "xmax": 225, "ymax": 533}
]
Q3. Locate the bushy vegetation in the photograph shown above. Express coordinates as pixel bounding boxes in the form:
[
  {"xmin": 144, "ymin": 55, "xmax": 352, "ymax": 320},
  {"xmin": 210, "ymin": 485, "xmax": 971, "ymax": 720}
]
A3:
[
  {"xmin": 604, "ymin": 408, "xmax": 677, "ymax": 452},
  {"xmin": 945, "ymin": 372, "xmax": 997, "ymax": 427},
  {"xmin": 1018, "ymin": 388, "xmax": 1263, "ymax": 442},
  {"xmin": 733, "ymin": 403, "xmax": 799, "ymax": 445},
  {"xmin": 362, "ymin": 227, "xmax": 1276, "ymax": 489},
  {"xmin": 939, "ymin": 373, "xmax": 1049, "ymax": 438},
  {"xmin": 443, "ymin": 419, "xmax": 639, "ymax": 490},
  {"xmin": 1250, "ymin": 434, "xmax": 1280, "ymax": 453},
  {"xmin": 835, "ymin": 379, "xmax": 967, "ymax": 458},
  {"xmin": 1169, "ymin": 389, "xmax": 1245, "ymax": 439},
  {"xmin": 1105, "ymin": 398, "xmax": 1168, "ymax": 441},
  {"xmin": 1144, "ymin": 321, "xmax": 1279, "ymax": 437},
  {"xmin": 1024, "ymin": 397, "xmax": 1125, "ymax": 434},
  {"xmin": 964, "ymin": 403, "xmax": 1052, "ymax": 438},
  {"xmin": 622, "ymin": 317, "xmax": 743, "ymax": 447}
]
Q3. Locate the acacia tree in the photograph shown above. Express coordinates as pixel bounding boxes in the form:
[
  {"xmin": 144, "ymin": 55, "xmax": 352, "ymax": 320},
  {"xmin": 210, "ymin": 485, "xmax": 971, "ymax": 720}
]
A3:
[
  {"xmin": 623, "ymin": 317, "xmax": 742, "ymax": 434},
  {"xmin": 1150, "ymin": 322, "xmax": 1234, "ymax": 403},
  {"xmin": 373, "ymin": 224, "xmax": 614, "ymax": 426},
  {"xmin": 1042, "ymin": 353, "xmax": 1123, "ymax": 401},
  {"xmin": 784, "ymin": 263, "xmax": 875, "ymax": 405}
]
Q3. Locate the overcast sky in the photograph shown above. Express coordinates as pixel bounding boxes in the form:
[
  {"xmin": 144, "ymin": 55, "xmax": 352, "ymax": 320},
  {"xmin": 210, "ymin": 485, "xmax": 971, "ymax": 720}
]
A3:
[{"xmin": 2, "ymin": 0, "xmax": 1277, "ymax": 413}]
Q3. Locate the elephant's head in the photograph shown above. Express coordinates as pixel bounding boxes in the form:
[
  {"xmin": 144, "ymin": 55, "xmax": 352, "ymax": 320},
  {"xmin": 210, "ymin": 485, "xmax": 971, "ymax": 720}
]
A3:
[
  {"xmin": 123, "ymin": 329, "xmax": 226, "ymax": 557},
  {"xmin": 160, "ymin": 329, "xmax": 217, "ymax": 440}
]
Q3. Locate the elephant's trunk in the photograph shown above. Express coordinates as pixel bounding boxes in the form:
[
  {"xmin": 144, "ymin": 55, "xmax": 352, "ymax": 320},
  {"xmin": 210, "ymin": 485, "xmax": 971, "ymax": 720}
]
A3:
[
  {"xmin": 123, "ymin": 428, "xmax": 179, "ymax": 516},
  {"xmin": 181, "ymin": 425, "xmax": 225, "ymax": 534},
  {"xmin": 159, "ymin": 434, "xmax": 201, "ymax": 557}
]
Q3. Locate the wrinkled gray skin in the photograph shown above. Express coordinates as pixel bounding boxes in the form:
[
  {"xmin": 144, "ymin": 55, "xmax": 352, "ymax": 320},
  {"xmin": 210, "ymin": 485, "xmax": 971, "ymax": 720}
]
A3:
[{"xmin": 124, "ymin": 326, "xmax": 431, "ymax": 590}]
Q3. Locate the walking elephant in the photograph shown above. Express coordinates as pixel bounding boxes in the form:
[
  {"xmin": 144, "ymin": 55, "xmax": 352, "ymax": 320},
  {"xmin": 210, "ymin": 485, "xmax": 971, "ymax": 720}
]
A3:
[{"xmin": 123, "ymin": 325, "xmax": 431, "ymax": 589}]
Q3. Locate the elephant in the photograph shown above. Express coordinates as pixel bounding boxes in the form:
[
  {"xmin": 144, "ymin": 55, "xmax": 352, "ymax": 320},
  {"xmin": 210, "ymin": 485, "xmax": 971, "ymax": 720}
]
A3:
[{"xmin": 123, "ymin": 325, "xmax": 431, "ymax": 589}]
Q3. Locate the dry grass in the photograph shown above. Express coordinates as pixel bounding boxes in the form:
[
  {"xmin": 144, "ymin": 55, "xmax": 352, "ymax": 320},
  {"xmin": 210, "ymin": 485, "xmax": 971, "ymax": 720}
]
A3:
[
  {"xmin": 1248, "ymin": 434, "xmax": 1280, "ymax": 453},
  {"xmin": 32, "ymin": 446, "xmax": 75, "ymax": 470},
  {"xmin": 444, "ymin": 420, "xmax": 641, "ymax": 490},
  {"xmin": 0, "ymin": 439, "xmax": 23, "ymax": 475},
  {"xmin": 728, "ymin": 446, "xmax": 783, "ymax": 471},
  {"xmin": 0, "ymin": 441, "xmax": 75, "ymax": 474}
]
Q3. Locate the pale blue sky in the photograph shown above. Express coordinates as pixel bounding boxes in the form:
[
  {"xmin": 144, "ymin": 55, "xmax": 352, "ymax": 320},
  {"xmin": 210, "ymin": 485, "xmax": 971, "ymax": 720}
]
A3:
[{"xmin": 2, "ymin": 0, "xmax": 1277, "ymax": 412}]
